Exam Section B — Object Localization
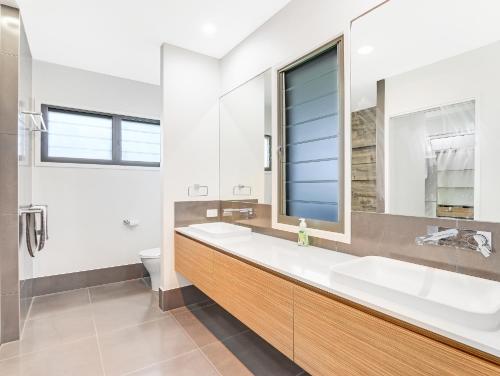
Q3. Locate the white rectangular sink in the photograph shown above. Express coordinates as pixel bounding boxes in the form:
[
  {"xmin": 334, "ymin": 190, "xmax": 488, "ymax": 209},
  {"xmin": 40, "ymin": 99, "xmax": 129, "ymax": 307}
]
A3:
[
  {"xmin": 188, "ymin": 222, "xmax": 251, "ymax": 239},
  {"xmin": 331, "ymin": 256, "xmax": 500, "ymax": 331}
]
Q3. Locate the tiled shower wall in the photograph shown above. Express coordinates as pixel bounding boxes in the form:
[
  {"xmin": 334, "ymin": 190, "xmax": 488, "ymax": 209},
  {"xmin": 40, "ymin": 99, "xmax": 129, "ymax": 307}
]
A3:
[
  {"xmin": 175, "ymin": 200, "xmax": 500, "ymax": 283},
  {"xmin": 18, "ymin": 14, "xmax": 34, "ymax": 334},
  {"xmin": 0, "ymin": 4, "xmax": 20, "ymax": 343}
]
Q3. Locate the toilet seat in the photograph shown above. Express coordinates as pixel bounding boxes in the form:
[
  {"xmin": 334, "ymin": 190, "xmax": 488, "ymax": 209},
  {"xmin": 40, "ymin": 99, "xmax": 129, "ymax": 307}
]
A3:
[{"xmin": 139, "ymin": 248, "xmax": 160, "ymax": 259}]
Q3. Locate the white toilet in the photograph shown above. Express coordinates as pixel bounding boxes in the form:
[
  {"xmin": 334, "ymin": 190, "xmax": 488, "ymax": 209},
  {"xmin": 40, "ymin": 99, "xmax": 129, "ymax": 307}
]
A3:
[{"xmin": 139, "ymin": 248, "xmax": 161, "ymax": 291}]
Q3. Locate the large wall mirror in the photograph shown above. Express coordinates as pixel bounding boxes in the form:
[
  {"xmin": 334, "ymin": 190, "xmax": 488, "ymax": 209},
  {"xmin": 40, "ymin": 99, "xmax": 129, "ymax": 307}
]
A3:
[
  {"xmin": 219, "ymin": 70, "xmax": 272, "ymax": 205},
  {"xmin": 351, "ymin": 0, "xmax": 500, "ymax": 223}
]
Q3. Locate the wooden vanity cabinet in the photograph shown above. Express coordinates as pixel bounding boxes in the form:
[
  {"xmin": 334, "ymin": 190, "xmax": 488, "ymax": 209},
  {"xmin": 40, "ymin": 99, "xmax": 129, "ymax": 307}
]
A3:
[
  {"xmin": 174, "ymin": 233, "xmax": 214, "ymax": 296},
  {"xmin": 174, "ymin": 233, "xmax": 500, "ymax": 375},
  {"xmin": 294, "ymin": 285, "xmax": 500, "ymax": 376},
  {"xmin": 174, "ymin": 233, "xmax": 294, "ymax": 359},
  {"xmin": 212, "ymin": 250, "xmax": 294, "ymax": 359}
]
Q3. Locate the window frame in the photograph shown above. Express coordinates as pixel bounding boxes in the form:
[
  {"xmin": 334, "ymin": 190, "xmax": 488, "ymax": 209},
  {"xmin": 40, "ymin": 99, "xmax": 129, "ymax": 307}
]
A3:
[
  {"xmin": 40, "ymin": 104, "xmax": 160, "ymax": 167},
  {"xmin": 277, "ymin": 36, "xmax": 345, "ymax": 233}
]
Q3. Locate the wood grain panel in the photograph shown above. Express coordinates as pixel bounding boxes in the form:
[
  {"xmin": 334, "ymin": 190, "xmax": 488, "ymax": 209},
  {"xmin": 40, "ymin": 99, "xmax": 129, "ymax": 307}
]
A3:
[
  {"xmin": 352, "ymin": 146, "xmax": 376, "ymax": 165},
  {"xmin": 174, "ymin": 234, "xmax": 214, "ymax": 296},
  {"xmin": 437, "ymin": 205, "xmax": 474, "ymax": 220},
  {"xmin": 352, "ymin": 179, "xmax": 376, "ymax": 212},
  {"xmin": 294, "ymin": 286, "xmax": 500, "ymax": 376},
  {"xmin": 212, "ymin": 251, "xmax": 294, "ymax": 359},
  {"xmin": 352, "ymin": 162, "xmax": 376, "ymax": 181},
  {"xmin": 352, "ymin": 107, "xmax": 376, "ymax": 148}
]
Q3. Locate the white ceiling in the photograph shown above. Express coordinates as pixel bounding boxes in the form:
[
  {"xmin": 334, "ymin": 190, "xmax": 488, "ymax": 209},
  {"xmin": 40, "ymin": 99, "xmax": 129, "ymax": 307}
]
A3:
[
  {"xmin": 18, "ymin": 0, "xmax": 291, "ymax": 84},
  {"xmin": 351, "ymin": 0, "xmax": 500, "ymax": 111}
]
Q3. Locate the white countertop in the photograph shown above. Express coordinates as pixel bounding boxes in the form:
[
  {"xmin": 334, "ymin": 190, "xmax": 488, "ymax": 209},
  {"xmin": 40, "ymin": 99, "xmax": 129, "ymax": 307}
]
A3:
[{"xmin": 176, "ymin": 227, "xmax": 500, "ymax": 358}]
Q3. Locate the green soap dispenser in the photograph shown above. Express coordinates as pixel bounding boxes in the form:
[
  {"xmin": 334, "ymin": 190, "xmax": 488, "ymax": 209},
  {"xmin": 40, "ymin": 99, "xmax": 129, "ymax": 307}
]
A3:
[{"xmin": 298, "ymin": 218, "xmax": 309, "ymax": 247}]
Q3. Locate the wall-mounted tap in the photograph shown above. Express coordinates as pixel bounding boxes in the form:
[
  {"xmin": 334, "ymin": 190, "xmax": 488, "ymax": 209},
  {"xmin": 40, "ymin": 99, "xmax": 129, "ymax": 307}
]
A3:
[
  {"xmin": 222, "ymin": 207, "xmax": 255, "ymax": 219},
  {"xmin": 416, "ymin": 226, "xmax": 493, "ymax": 258},
  {"xmin": 472, "ymin": 234, "xmax": 492, "ymax": 258},
  {"xmin": 416, "ymin": 228, "xmax": 458, "ymax": 245}
]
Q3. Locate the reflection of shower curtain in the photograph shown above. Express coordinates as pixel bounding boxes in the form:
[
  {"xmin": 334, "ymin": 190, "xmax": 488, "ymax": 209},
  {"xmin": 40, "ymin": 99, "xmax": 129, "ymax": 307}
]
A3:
[{"xmin": 425, "ymin": 101, "xmax": 475, "ymax": 219}]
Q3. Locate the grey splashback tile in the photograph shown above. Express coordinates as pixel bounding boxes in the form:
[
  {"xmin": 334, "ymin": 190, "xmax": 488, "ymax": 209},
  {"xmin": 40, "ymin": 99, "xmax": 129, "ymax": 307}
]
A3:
[
  {"xmin": 455, "ymin": 219, "xmax": 500, "ymax": 281},
  {"xmin": 217, "ymin": 200, "xmax": 499, "ymax": 281},
  {"xmin": 175, "ymin": 201, "xmax": 221, "ymax": 227}
]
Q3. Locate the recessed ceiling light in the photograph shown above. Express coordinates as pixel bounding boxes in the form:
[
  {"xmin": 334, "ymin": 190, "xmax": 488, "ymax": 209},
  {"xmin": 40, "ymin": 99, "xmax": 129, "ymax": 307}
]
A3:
[
  {"xmin": 357, "ymin": 45, "xmax": 374, "ymax": 55},
  {"xmin": 201, "ymin": 22, "xmax": 217, "ymax": 36}
]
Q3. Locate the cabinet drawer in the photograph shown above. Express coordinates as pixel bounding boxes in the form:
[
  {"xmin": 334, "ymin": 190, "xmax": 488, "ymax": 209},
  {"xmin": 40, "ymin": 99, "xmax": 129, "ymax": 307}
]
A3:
[
  {"xmin": 174, "ymin": 234, "xmax": 214, "ymax": 296},
  {"xmin": 294, "ymin": 286, "xmax": 500, "ymax": 376},
  {"xmin": 213, "ymin": 251, "xmax": 294, "ymax": 359}
]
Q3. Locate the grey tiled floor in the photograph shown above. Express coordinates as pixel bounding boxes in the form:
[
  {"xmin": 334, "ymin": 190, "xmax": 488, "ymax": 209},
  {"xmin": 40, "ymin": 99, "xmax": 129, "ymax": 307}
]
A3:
[{"xmin": 0, "ymin": 279, "xmax": 306, "ymax": 376}]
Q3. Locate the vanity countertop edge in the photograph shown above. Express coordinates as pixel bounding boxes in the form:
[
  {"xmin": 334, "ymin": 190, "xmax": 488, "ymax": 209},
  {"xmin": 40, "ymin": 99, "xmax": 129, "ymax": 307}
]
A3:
[{"xmin": 174, "ymin": 226, "xmax": 500, "ymax": 360}]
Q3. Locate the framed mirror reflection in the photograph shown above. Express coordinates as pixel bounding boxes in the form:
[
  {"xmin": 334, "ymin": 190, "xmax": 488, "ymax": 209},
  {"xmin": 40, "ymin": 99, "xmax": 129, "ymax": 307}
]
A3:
[{"xmin": 351, "ymin": 0, "xmax": 500, "ymax": 223}]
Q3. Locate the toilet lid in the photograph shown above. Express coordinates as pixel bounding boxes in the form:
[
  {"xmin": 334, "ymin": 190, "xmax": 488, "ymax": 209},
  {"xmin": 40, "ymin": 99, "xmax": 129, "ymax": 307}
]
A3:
[{"xmin": 140, "ymin": 248, "xmax": 160, "ymax": 259}]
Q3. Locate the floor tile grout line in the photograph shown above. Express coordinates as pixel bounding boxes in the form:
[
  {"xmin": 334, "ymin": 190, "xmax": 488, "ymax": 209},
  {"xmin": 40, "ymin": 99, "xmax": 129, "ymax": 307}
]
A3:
[
  {"xmin": 88, "ymin": 288, "xmax": 108, "ymax": 376},
  {"xmin": 22, "ymin": 303, "xmax": 92, "ymax": 324},
  {"xmin": 170, "ymin": 311, "xmax": 222, "ymax": 376},
  {"xmin": 0, "ymin": 334, "xmax": 98, "ymax": 362},
  {"xmin": 92, "ymin": 310, "xmax": 171, "ymax": 338},
  {"xmin": 1, "ymin": 282, "xmax": 165, "ymax": 367},
  {"xmin": 26, "ymin": 287, "xmax": 93, "ymax": 322},
  {"xmin": 169, "ymin": 304, "xmax": 251, "ymax": 346},
  {"xmin": 27, "ymin": 278, "xmax": 146, "ymax": 302},
  {"xmin": 169, "ymin": 312, "xmax": 202, "ymax": 350},
  {"xmin": 197, "ymin": 344, "xmax": 223, "ymax": 376},
  {"xmin": 30, "ymin": 286, "xmax": 90, "ymax": 299},
  {"xmin": 119, "ymin": 348, "xmax": 202, "ymax": 376},
  {"xmin": 19, "ymin": 295, "xmax": 35, "ymax": 340},
  {"xmin": 197, "ymin": 328, "xmax": 251, "ymax": 352}
]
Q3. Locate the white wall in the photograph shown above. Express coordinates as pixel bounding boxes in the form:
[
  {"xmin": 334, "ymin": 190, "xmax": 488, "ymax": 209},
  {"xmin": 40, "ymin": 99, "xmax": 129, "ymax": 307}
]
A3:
[
  {"xmin": 220, "ymin": 73, "xmax": 265, "ymax": 202},
  {"xmin": 219, "ymin": 0, "xmax": 383, "ymax": 243},
  {"xmin": 159, "ymin": 0, "xmax": 384, "ymax": 290},
  {"xmin": 385, "ymin": 41, "xmax": 500, "ymax": 222},
  {"xmin": 220, "ymin": 0, "xmax": 383, "ymax": 93},
  {"xmin": 161, "ymin": 44, "xmax": 220, "ymax": 290},
  {"xmin": 31, "ymin": 60, "xmax": 161, "ymax": 278}
]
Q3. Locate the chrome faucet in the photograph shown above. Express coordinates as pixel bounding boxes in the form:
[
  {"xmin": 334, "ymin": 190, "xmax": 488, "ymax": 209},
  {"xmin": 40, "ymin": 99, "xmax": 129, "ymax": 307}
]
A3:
[
  {"xmin": 222, "ymin": 207, "xmax": 255, "ymax": 219},
  {"xmin": 415, "ymin": 228, "xmax": 458, "ymax": 245},
  {"xmin": 472, "ymin": 234, "xmax": 492, "ymax": 258},
  {"xmin": 416, "ymin": 226, "xmax": 493, "ymax": 258}
]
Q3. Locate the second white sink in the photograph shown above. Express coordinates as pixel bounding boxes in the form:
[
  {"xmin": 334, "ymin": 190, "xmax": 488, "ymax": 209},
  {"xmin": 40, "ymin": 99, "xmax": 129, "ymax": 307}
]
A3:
[
  {"xmin": 331, "ymin": 256, "xmax": 500, "ymax": 331},
  {"xmin": 188, "ymin": 222, "xmax": 251, "ymax": 238}
]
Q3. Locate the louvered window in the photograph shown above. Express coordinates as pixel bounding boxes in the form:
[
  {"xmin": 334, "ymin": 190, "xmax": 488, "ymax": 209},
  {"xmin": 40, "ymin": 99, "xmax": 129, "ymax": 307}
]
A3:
[
  {"xmin": 278, "ymin": 38, "xmax": 344, "ymax": 231},
  {"xmin": 41, "ymin": 105, "xmax": 160, "ymax": 167}
]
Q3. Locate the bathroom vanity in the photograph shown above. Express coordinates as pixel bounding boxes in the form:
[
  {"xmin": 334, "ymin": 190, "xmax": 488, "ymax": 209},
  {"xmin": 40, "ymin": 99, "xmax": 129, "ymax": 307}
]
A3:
[{"xmin": 174, "ymin": 227, "xmax": 500, "ymax": 376}]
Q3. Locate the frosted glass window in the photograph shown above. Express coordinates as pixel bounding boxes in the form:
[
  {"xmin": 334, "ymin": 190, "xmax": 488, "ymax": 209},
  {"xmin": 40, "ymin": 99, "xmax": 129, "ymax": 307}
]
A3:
[
  {"xmin": 41, "ymin": 105, "xmax": 160, "ymax": 167},
  {"xmin": 47, "ymin": 110, "xmax": 112, "ymax": 160},
  {"xmin": 121, "ymin": 120, "xmax": 161, "ymax": 163},
  {"xmin": 280, "ymin": 42, "xmax": 342, "ymax": 225}
]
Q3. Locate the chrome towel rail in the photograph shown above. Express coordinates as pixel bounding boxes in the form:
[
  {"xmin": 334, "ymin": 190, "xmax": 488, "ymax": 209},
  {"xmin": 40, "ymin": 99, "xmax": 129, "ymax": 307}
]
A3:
[{"xmin": 21, "ymin": 111, "xmax": 47, "ymax": 132}]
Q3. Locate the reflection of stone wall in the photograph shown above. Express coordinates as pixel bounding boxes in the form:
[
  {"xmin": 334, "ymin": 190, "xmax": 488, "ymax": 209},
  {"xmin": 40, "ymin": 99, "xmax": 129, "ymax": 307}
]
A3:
[{"xmin": 351, "ymin": 108, "xmax": 376, "ymax": 212}]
